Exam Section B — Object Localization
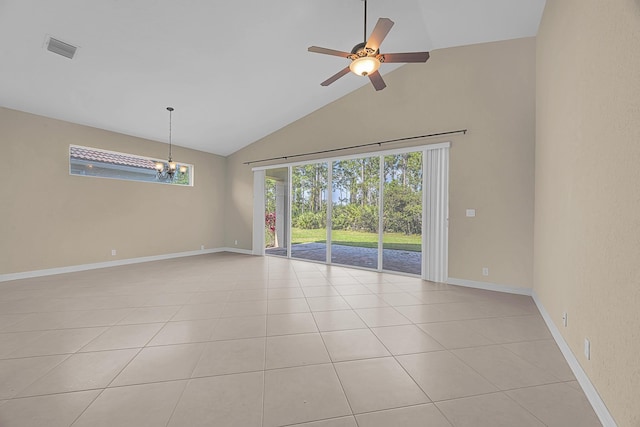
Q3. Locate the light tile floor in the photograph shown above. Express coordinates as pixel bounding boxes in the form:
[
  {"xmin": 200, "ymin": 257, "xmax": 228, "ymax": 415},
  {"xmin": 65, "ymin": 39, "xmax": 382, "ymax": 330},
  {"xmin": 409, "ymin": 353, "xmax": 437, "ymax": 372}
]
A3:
[{"xmin": 0, "ymin": 253, "xmax": 602, "ymax": 426}]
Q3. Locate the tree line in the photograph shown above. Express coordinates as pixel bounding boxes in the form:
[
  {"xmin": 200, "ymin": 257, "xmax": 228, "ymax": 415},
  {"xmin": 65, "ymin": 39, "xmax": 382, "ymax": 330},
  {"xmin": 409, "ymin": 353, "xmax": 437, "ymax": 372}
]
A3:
[{"xmin": 266, "ymin": 152, "xmax": 423, "ymax": 236}]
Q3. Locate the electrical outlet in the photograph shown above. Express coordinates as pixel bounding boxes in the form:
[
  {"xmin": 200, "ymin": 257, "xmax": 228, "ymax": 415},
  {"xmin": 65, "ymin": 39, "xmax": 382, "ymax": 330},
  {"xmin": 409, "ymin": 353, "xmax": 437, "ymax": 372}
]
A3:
[
  {"xmin": 562, "ymin": 312, "xmax": 568, "ymax": 327},
  {"xmin": 584, "ymin": 338, "xmax": 590, "ymax": 360},
  {"xmin": 234, "ymin": 240, "xmax": 238, "ymax": 245},
  {"xmin": 482, "ymin": 267, "xmax": 489, "ymax": 276},
  {"xmin": 200, "ymin": 245, "xmax": 205, "ymax": 250},
  {"xmin": 111, "ymin": 249, "xmax": 117, "ymax": 256}
]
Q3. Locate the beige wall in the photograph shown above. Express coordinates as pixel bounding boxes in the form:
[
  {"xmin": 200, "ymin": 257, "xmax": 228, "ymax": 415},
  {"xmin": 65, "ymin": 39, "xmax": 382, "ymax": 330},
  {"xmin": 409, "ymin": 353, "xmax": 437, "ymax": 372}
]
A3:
[
  {"xmin": 0, "ymin": 107, "xmax": 226, "ymax": 275},
  {"xmin": 226, "ymin": 37, "xmax": 536, "ymax": 288},
  {"xmin": 535, "ymin": 1, "xmax": 640, "ymax": 426}
]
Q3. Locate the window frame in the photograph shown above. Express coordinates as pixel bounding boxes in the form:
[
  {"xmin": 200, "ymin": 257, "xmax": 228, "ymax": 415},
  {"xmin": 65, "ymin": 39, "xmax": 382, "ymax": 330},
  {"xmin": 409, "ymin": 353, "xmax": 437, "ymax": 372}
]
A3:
[{"xmin": 69, "ymin": 144, "xmax": 194, "ymax": 186}]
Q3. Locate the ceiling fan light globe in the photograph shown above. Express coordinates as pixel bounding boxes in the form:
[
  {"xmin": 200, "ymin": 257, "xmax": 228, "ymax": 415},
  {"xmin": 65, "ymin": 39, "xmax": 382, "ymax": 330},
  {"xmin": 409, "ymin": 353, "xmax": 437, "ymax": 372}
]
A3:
[{"xmin": 349, "ymin": 56, "xmax": 380, "ymax": 77}]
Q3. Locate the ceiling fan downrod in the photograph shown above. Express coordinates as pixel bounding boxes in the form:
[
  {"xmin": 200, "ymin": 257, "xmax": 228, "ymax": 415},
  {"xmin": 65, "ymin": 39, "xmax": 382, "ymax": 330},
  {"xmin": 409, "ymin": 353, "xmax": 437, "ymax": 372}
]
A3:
[{"xmin": 363, "ymin": 0, "xmax": 367, "ymax": 44}]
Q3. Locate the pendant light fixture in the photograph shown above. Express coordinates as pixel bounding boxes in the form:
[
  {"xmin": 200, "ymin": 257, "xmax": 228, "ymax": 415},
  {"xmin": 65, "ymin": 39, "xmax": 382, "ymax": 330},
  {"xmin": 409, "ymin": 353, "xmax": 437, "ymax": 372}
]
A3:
[{"xmin": 155, "ymin": 106, "xmax": 187, "ymax": 181}]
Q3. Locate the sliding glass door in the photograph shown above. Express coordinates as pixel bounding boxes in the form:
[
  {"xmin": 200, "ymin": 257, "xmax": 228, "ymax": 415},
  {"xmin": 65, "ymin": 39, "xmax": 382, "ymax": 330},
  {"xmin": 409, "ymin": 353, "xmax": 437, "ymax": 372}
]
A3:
[
  {"xmin": 290, "ymin": 163, "xmax": 328, "ymax": 262},
  {"xmin": 264, "ymin": 168, "xmax": 288, "ymax": 257},
  {"xmin": 331, "ymin": 157, "xmax": 380, "ymax": 269},
  {"xmin": 256, "ymin": 143, "xmax": 449, "ymax": 281},
  {"xmin": 382, "ymin": 152, "xmax": 423, "ymax": 274}
]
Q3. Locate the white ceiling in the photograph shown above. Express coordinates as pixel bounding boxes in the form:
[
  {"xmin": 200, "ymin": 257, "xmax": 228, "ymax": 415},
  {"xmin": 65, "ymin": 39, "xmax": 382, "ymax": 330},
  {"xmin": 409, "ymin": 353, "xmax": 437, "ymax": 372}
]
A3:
[{"xmin": 0, "ymin": 0, "xmax": 545, "ymax": 156}]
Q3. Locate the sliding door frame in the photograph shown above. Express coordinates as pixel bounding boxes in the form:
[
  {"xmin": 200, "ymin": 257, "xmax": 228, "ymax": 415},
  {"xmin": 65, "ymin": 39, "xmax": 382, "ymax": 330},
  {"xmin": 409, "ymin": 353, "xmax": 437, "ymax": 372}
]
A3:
[
  {"xmin": 252, "ymin": 170, "xmax": 266, "ymax": 256},
  {"xmin": 253, "ymin": 142, "xmax": 450, "ymax": 281}
]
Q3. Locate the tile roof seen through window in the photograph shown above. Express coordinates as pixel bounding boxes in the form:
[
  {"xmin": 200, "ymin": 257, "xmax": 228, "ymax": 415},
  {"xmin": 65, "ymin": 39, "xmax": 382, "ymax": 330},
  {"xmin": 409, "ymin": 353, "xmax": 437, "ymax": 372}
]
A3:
[{"xmin": 70, "ymin": 146, "xmax": 156, "ymax": 169}]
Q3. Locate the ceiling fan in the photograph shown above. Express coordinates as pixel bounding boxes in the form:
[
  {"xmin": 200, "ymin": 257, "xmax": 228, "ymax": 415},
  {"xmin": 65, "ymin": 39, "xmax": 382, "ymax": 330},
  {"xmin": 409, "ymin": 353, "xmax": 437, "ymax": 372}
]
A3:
[{"xmin": 308, "ymin": 0, "xmax": 430, "ymax": 91}]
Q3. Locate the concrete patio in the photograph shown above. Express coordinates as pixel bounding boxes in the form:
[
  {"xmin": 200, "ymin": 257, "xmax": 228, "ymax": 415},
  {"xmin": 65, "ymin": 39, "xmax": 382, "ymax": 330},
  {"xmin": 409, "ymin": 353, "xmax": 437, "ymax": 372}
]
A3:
[{"xmin": 265, "ymin": 242, "xmax": 421, "ymax": 275}]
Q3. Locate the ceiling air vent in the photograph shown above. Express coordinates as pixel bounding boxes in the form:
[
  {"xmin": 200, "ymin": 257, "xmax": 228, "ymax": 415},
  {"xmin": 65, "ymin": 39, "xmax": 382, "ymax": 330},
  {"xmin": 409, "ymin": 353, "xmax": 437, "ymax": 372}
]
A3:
[{"xmin": 46, "ymin": 37, "xmax": 77, "ymax": 59}]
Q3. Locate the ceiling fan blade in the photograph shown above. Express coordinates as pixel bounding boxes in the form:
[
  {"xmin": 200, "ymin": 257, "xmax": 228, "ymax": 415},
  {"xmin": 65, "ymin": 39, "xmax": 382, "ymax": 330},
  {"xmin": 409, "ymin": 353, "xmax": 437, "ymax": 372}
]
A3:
[
  {"xmin": 365, "ymin": 18, "xmax": 394, "ymax": 52},
  {"xmin": 321, "ymin": 67, "xmax": 351, "ymax": 86},
  {"xmin": 368, "ymin": 70, "xmax": 386, "ymax": 91},
  {"xmin": 382, "ymin": 51, "xmax": 430, "ymax": 63},
  {"xmin": 308, "ymin": 46, "xmax": 351, "ymax": 58}
]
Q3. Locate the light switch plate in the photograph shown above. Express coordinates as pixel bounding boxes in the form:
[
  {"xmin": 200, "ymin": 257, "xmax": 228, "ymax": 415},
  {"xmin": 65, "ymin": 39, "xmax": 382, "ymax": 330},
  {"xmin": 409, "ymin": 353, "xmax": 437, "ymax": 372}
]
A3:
[{"xmin": 584, "ymin": 338, "xmax": 590, "ymax": 360}]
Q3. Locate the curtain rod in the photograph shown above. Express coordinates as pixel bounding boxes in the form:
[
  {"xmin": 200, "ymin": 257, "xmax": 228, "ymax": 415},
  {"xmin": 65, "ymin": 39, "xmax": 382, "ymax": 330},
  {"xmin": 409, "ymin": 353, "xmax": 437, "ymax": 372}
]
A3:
[{"xmin": 243, "ymin": 129, "xmax": 467, "ymax": 165}]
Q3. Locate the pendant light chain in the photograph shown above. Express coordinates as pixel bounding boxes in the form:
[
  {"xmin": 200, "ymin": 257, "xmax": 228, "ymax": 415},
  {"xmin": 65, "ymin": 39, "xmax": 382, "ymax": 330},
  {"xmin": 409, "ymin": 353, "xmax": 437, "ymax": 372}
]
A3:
[
  {"xmin": 155, "ymin": 106, "xmax": 185, "ymax": 182},
  {"xmin": 168, "ymin": 106, "xmax": 173, "ymax": 161}
]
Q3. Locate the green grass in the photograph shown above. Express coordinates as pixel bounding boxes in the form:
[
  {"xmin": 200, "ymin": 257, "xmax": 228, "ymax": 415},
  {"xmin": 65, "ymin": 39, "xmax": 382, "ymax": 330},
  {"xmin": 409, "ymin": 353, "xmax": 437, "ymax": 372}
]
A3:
[{"xmin": 291, "ymin": 228, "xmax": 421, "ymax": 252}]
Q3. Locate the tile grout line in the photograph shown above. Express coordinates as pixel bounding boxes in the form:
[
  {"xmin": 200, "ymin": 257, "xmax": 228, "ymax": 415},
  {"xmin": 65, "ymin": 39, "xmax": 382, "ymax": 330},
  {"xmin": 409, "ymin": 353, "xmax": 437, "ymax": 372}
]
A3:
[
  {"xmin": 69, "ymin": 295, "xmax": 177, "ymax": 426},
  {"xmin": 162, "ymin": 319, "xmax": 226, "ymax": 427},
  {"xmin": 338, "ymin": 269, "xmax": 461, "ymax": 423},
  {"xmin": 4, "ymin": 305, "xmax": 143, "ymax": 409},
  {"xmin": 0, "ymin": 254, "xmax": 599, "ymax": 426},
  {"xmin": 3, "ymin": 353, "xmax": 72, "ymax": 401},
  {"xmin": 260, "ymin": 264, "xmax": 274, "ymax": 427},
  {"xmin": 500, "ymin": 389, "xmax": 549, "ymax": 426},
  {"xmin": 296, "ymin": 265, "xmax": 358, "ymax": 425},
  {"xmin": 344, "ymin": 282, "xmax": 563, "ymax": 425}
]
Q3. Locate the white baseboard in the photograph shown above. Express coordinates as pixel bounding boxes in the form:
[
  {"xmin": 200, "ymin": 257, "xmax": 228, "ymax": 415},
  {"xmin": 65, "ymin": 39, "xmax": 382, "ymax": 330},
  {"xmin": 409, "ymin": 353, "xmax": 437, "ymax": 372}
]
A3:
[
  {"xmin": 220, "ymin": 247, "xmax": 254, "ymax": 256},
  {"xmin": 0, "ymin": 248, "xmax": 228, "ymax": 282},
  {"xmin": 446, "ymin": 277, "xmax": 532, "ymax": 296},
  {"xmin": 532, "ymin": 291, "xmax": 617, "ymax": 427},
  {"xmin": 445, "ymin": 278, "xmax": 616, "ymax": 426},
  {"xmin": 0, "ymin": 253, "xmax": 618, "ymax": 426}
]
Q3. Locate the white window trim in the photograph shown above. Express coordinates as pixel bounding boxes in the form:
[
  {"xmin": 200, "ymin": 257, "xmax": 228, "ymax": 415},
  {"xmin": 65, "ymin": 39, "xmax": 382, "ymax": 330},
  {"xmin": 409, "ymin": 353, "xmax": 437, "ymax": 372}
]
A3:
[{"xmin": 253, "ymin": 142, "xmax": 450, "ymax": 281}]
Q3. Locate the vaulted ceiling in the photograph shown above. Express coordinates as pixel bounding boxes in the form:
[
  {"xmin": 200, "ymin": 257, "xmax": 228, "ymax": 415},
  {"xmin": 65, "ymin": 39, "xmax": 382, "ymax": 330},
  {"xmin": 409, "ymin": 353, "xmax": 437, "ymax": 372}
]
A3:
[{"xmin": 0, "ymin": 0, "xmax": 545, "ymax": 156}]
